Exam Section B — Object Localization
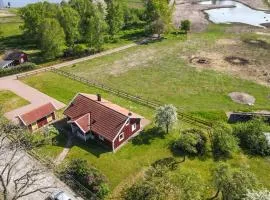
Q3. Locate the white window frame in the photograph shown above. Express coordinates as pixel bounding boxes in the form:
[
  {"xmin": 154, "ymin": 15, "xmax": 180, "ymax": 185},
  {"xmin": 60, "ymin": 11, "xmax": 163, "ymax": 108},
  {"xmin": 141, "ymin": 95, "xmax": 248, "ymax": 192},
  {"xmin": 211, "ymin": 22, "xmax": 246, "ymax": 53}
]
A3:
[
  {"xmin": 99, "ymin": 135, "xmax": 104, "ymax": 141},
  {"xmin": 119, "ymin": 132, "xmax": 124, "ymax": 141},
  {"xmin": 131, "ymin": 123, "xmax": 136, "ymax": 132}
]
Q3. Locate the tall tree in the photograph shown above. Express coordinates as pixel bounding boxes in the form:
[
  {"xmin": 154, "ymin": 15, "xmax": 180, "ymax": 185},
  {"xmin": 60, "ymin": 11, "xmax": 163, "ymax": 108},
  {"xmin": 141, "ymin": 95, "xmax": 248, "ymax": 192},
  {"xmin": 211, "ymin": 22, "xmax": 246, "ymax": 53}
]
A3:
[
  {"xmin": 155, "ymin": 104, "xmax": 177, "ymax": 134},
  {"xmin": 144, "ymin": 0, "xmax": 172, "ymax": 37},
  {"xmin": 40, "ymin": 18, "xmax": 66, "ymax": 59},
  {"xmin": 58, "ymin": 5, "xmax": 80, "ymax": 47},
  {"xmin": 233, "ymin": 119, "xmax": 270, "ymax": 156},
  {"xmin": 211, "ymin": 163, "xmax": 258, "ymax": 200},
  {"xmin": 19, "ymin": 2, "xmax": 59, "ymax": 41},
  {"xmin": 244, "ymin": 190, "xmax": 270, "ymax": 200},
  {"xmin": 106, "ymin": 0, "xmax": 124, "ymax": 37},
  {"xmin": 212, "ymin": 123, "xmax": 238, "ymax": 158}
]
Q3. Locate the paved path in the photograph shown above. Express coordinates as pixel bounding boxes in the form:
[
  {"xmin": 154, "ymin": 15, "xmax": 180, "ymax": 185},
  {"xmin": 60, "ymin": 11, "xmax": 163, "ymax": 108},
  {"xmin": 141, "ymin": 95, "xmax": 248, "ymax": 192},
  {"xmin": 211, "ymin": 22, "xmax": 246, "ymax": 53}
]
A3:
[{"xmin": 0, "ymin": 43, "xmax": 138, "ymax": 123}]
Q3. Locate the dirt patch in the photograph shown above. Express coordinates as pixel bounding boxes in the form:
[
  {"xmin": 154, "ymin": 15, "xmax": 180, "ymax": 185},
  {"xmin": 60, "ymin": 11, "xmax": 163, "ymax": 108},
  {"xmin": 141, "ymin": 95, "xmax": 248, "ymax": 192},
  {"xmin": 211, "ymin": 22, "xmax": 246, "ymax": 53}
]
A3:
[
  {"xmin": 229, "ymin": 92, "xmax": 256, "ymax": 105},
  {"xmin": 224, "ymin": 56, "xmax": 249, "ymax": 66},
  {"xmin": 190, "ymin": 56, "xmax": 211, "ymax": 65},
  {"xmin": 173, "ymin": 0, "xmax": 269, "ymax": 32},
  {"xmin": 243, "ymin": 39, "xmax": 270, "ymax": 49},
  {"xmin": 217, "ymin": 39, "xmax": 240, "ymax": 46}
]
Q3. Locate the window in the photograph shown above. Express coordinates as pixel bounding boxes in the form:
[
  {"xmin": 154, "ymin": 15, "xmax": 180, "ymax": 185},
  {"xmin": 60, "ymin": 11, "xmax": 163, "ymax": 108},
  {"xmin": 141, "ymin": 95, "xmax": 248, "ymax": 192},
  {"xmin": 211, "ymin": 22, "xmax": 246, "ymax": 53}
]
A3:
[
  {"xmin": 99, "ymin": 135, "xmax": 104, "ymax": 141},
  {"xmin": 132, "ymin": 123, "xmax": 136, "ymax": 132},
  {"xmin": 119, "ymin": 133, "xmax": 124, "ymax": 141}
]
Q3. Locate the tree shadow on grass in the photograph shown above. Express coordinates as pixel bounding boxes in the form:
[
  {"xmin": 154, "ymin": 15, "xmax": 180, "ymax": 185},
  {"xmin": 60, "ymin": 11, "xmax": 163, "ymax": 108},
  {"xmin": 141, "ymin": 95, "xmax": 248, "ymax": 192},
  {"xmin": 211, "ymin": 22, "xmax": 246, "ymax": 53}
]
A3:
[
  {"xmin": 132, "ymin": 127, "xmax": 165, "ymax": 145},
  {"xmin": 0, "ymin": 35, "xmax": 36, "ymax": 51},
  {"xmin": 73, "ymin": 138, "xmax": 110, "ymax": 158}
]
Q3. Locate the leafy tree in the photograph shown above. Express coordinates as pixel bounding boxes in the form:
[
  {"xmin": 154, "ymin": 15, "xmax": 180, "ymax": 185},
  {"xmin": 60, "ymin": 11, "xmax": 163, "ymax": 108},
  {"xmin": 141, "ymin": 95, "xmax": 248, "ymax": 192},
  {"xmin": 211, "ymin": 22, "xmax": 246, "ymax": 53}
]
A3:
[
  {"xmin": 211, "ymin": 163, "xmax": 258, "ymax": 200},
  {"xmin": 174, "ymin": 129, "xmax": 207, "ymax": 161},
  {"xmin": 233, "ymin": 119, "xmax": 270, "ymax": 156},
  {"xmin": 212, "ymin": 123, "xmax": 239, "ymax": 158},
  {"xmin": 173, "ymin": 171, "xmax": 206, "ymax": 200},
  {"xmin": 40, "ymin": 18, "xmax": 66, "ymax": 59},
  {"xmin": 144, "ymin": 0, "xmax": 172, "ymax": 37},
  {"xmin": 244, "ymin": 190, "xmax": 270, "ymax": 200},
  {"xmin": 106, "ymin": 0, "xmax": 124, "ymax": 37},
  {"xmin": 19, "ymin": 2, "xmax": 59, "ymax": 40},
  {"xmin": 122, "ymin": 165, "xmax": 180, "ymax": 200},
  {"xmin": 58, "ymin": 4, "xmax": 80, "ymax": 47},
  {"xmin": 155, "ymin": 104, "xmax": 177, "ymax": 134},
  {"xmin": 180, "ymin": 20, "xmax": 191, "ymax": 34},
  {"xmin": 62, "ymin": 159, "xmax": 110, "ymax": 199}
]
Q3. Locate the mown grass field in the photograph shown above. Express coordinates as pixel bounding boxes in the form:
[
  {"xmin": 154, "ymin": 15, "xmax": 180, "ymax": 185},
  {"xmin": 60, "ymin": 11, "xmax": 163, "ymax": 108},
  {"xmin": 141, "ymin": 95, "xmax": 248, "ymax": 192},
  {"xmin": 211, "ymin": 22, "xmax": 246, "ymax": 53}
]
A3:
[
  {"xmin": 22, "ymin": 71, "xmax": 270, "ymax": 197},
  {"xmin": 0, "ymin": 90, "xmax": 29, "ymax": 112},
  {"xmin": 61, "ymin": 25, "xmax": 270, "ymax": 121}
]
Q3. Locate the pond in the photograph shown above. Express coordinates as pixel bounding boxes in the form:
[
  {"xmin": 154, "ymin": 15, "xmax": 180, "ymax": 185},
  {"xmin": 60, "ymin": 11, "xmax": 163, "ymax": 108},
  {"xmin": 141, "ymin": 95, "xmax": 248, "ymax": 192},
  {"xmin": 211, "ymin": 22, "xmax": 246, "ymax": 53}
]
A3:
[{"xmin": 199, "ymin": 0, "xmax": 270, "ymax": 28}]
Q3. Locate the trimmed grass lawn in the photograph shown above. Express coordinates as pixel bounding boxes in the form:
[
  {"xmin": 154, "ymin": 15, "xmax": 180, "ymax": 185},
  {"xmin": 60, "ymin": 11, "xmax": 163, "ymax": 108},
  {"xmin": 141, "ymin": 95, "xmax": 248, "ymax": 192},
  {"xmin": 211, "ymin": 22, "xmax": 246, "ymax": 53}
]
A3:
[
  {"xmin": 22, "ymin": 72, "xmax": 270, "ymax": 196},
  {"xmin": 0, "ymin": 90, "xmax": 29, "ymax": 112}
]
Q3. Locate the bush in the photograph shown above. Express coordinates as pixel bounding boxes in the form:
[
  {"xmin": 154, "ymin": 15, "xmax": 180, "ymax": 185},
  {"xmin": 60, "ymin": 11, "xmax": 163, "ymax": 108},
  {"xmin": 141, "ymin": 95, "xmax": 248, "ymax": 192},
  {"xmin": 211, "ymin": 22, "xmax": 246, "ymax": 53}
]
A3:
[
  {"xmin": 174, "ymin": 129, "xmax": 207, "ymax": 159},
  {"xmin": 180, "ymin": 20, "xmax": 191, "ymax": 34},
  {"xmin": 233, "ymin": 119, "xmax": 270, "ymax": 156},
  {"xmin": 0, "ymin": 62, "xmax": 37, "ymax": 77},
  {"xmin": 61, "ymin": 159, "xmax": 109, "ymax": 199},
  {"xmin": 151, "ymin": 157, "xmax": 179, "ymax": 170},
  {"xmin": 212, "ymin": 123, "xmax": 239, "ymax": 159}
]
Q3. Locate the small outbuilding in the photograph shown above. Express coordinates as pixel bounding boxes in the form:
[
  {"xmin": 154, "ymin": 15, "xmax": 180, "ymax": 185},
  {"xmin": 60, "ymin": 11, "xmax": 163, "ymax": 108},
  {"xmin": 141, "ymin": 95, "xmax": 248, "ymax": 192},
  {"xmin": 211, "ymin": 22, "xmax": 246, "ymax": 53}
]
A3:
[
  {"xmin": 0, "ymin": 51, "xmax": 28, "ymax": 69},
  {"xmin": 17, "ymin": 103, "xmax": 56, "ymax": 132},
  {"xmin": 64, "ymin": 93, "xmax": 145, "ymax": 152}
]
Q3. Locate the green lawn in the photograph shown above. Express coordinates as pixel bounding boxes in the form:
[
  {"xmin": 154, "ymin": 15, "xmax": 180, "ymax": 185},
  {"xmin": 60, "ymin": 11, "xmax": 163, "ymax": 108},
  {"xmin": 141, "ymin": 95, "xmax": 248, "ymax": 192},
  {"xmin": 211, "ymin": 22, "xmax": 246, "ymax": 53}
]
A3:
[
  {"xmin": 22, "ymin": 72, "xmax": 270, "ymax": 196},
  {"xmin": 0, "ymin": 90, "xmax": 29, "ymax": 112},
  {"xmin": 60, "ymin": 25, "xmax": 270, "ymax": 121}
]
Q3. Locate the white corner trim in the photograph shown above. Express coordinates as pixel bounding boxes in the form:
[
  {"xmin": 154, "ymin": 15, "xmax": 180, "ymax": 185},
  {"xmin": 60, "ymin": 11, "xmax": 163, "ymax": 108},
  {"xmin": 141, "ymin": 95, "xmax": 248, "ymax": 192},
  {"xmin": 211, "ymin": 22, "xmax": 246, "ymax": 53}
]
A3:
[{"xmin": 17, "ymin": 115, "xmax": 27, "ymax": 126}]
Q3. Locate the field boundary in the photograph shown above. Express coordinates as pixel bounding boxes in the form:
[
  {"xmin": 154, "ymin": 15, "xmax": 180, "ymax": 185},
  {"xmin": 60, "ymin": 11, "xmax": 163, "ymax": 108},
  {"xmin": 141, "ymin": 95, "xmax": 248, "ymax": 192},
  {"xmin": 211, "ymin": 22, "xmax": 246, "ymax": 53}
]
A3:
[{"xmin": 17, "ymin": 68, "xmax": 213, "ymax": 129}]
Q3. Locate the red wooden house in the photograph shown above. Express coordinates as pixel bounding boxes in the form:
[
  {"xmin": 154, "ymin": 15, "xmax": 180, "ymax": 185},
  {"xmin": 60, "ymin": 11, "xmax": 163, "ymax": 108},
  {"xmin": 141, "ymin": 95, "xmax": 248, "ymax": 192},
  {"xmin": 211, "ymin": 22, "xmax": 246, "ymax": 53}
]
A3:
[
  {"xmin": 17, "ymin": 103, "xmax": 56, "ymax": 132},
  {"xmin": 64, "ymin": 93, "xmax": 144, "ymax": 152}
]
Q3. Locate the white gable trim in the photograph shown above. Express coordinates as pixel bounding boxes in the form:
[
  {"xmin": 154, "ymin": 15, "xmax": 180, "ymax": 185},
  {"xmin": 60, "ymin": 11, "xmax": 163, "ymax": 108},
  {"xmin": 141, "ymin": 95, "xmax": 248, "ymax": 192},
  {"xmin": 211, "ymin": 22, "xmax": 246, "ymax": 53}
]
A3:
[
  {"xmin": 73, "ymin": 113, "xmax": 90, "ymax": 134},
  {"xmin": 17, "ymin": 115, "xmax": 27, "ymax": 126},
  {"xmin": 112, "ymin": 118, "xmax": 130, "ymax": 151}
]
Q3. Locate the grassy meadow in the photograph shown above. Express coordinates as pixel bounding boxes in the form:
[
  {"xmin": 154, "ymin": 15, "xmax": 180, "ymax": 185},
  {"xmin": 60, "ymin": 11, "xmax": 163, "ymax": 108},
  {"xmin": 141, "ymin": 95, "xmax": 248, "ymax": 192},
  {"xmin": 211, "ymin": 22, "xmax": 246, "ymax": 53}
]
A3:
[
  {"xmin": 22, "ymin": 70, "xmax": 270, "ymax": 196},
  {"xmin": 0, "ymin": 90, "xmax": 29, "ymax": 112}
]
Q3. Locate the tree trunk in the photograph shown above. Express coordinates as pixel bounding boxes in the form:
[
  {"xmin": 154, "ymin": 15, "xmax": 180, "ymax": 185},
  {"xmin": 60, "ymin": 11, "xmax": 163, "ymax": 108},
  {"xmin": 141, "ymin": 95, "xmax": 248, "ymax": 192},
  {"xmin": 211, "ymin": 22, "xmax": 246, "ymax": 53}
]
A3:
[{"xmin": 166, "ymin": 124, "xmax": 169, "ymax": 134}]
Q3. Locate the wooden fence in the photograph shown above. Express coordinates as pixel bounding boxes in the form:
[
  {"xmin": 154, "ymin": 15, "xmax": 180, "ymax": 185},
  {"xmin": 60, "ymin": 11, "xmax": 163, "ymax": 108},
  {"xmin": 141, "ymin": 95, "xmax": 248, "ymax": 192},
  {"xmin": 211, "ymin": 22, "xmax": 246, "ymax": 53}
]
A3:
[{"xmin": 17, "ymin": 67, "xmax": 213, "ymax": 129}]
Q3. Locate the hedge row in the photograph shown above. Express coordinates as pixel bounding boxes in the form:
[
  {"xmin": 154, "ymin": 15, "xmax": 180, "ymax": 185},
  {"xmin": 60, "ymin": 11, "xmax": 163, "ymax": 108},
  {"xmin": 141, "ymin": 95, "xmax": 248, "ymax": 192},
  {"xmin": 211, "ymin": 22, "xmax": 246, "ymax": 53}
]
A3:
[{"xmin": 0, "ymin": 62, "xmax": 37, "ymax": 77}]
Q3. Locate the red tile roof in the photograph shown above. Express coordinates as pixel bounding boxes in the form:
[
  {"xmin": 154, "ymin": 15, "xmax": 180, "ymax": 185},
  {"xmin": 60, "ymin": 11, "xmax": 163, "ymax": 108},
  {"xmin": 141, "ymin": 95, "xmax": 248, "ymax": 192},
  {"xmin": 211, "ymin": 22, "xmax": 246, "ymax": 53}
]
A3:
[
  {"xmin": 18, "ymin": 103, "xmax": 56, "ymax": 126},
  {"xmin": 64, "ymin": 93, "xmax": 143, "ymax": 141}
]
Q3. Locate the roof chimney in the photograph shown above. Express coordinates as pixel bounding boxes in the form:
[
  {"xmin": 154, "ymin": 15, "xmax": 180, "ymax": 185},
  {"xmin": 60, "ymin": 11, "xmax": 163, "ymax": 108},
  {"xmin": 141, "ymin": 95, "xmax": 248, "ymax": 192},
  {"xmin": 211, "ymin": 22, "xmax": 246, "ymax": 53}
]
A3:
[
  {"xmin": 128, "ymin": 112, "xmax": 132, "ymax": 117},
  {"xmin": 97, "ymin": 94, "xmax": 101, "ymax": 102}
]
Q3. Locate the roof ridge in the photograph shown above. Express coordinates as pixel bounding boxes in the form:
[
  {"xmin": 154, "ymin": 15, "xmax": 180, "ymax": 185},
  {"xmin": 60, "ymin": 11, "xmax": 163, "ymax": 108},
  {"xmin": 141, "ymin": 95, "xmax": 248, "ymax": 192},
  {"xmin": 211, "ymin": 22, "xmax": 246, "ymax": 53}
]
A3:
[{"xmin": 79, "ymin": 93, "xmax": 129, "ymax": 119}]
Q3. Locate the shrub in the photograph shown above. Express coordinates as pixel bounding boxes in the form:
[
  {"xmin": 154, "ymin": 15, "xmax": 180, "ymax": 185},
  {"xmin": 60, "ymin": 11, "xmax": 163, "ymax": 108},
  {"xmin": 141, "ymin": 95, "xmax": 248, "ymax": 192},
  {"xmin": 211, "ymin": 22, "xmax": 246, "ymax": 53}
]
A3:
[
  {"xmin": 180, "ymin": 20, "xmax": 191, "ymax": 34},
  {"xmin": 0, "ymin": 62, "xmax": 37, "ymax": 77},
  {"xmin": 61, "ymin": 159, "xmax": 109, "ymax": 199},
  {"xmin": 151, "ymin": 157, "xmax": 179, "ymax": 170},
  {"xmin": 174, "ymin": 129, "xmax": 207, "ymax": 160},
  {"xmin": 233, "ymin": 119, "xmax": 270, "ymax": 156},
  {"xmin": 212, "ymin": 123, "xmax": 239, "ymax": 158}
]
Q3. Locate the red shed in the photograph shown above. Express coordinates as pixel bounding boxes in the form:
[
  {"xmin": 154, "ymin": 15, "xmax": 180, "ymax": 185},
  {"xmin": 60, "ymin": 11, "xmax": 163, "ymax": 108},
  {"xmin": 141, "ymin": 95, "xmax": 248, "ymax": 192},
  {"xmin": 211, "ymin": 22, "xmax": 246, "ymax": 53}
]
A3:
[
  {"xmin": 17, "ymin": 103, "xmax": 56, "ymax": 132},
  {"xmin": 4, "ymin": 51, "xmax": 28, "ymax": 65},
  {"xmin": 64, "ymin": 93, "xmax": 144, "ymax": 152}
]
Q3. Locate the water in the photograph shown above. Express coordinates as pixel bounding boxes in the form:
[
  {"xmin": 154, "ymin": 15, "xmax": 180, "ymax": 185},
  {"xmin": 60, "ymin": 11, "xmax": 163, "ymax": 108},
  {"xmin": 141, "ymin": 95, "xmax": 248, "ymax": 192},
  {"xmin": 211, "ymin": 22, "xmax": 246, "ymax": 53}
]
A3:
[
  {"xmin": 2, "ymin": 0, "xmax": 63, "ymax": 7},
  {"xmin": 200, "ymin": 0, "xmax": 270, "ymax": 28}
]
